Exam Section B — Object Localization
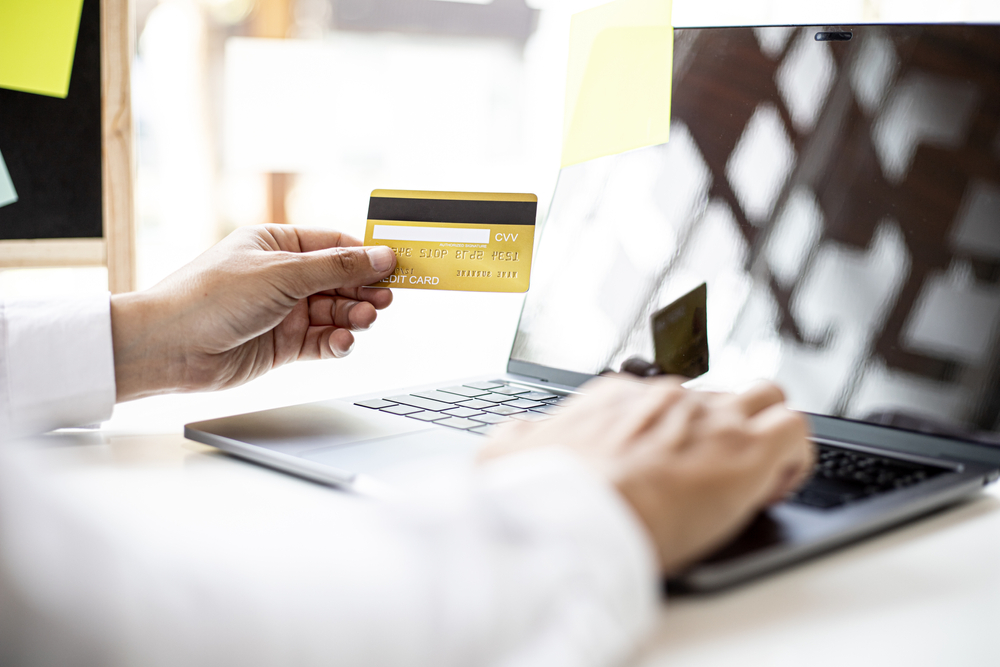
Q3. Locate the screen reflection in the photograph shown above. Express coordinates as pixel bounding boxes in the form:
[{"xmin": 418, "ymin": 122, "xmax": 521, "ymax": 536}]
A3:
[{"xmin": 512, "ymin": 25, "xmax": 1000, "ymax": 442}]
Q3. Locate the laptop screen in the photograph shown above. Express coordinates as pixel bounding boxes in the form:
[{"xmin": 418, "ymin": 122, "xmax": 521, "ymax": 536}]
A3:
[{"xmin": 511, "ymin": 24, "xmax": 1000, "ymax": 441}]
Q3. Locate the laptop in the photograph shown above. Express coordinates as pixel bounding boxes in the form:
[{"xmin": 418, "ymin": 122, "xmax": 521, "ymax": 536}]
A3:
[{"xmin": 187, "ymin": 23, "xmax": 1000, "ymax": 592}]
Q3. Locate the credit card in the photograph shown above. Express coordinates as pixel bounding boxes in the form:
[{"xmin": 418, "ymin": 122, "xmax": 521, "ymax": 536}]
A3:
[
  {"xmin": 363, "ymin": 189, "xmax": 536, "ymax": 292},
  {"xmin": 652, "ymin": 283, "xmax": 709, "ymax": 379}
]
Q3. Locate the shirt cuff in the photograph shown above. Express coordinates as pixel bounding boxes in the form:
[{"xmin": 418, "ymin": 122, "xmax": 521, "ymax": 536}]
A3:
[{"xmin": 1, "ymin": 292, "xmax": 117, "ymax": 439}]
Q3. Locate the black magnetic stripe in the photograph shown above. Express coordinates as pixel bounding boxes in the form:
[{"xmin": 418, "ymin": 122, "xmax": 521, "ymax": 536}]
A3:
[{"xmin": 368, "ymin": 197, "xmax": 536, "ymax": 225}]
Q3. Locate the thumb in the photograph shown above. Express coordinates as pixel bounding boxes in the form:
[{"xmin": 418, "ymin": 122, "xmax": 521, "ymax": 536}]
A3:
[{"xmin": 276, "ymin": 245, "xmax": 397, "ymax": 298}]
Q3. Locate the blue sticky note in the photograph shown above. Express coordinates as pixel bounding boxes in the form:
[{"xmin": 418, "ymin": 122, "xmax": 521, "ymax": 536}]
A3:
[{"xmin": 0, "ymin": 148, "xmax": 18, "ymax": 208}]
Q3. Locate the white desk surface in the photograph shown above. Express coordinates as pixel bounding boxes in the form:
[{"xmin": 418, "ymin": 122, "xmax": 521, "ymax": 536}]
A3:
[{"xmin": 20, "ymin": 289, "xmax": 1000, "ymax": 665}]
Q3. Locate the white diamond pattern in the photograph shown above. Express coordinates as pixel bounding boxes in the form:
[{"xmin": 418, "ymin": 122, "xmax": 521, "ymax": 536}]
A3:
[
  {"xmin": 725, "ymin": 103, "xmax": 796, "ymax": 224},
  {"xmin": 776, "ymin": 29, "xmax": 836, "ymax": 133}
]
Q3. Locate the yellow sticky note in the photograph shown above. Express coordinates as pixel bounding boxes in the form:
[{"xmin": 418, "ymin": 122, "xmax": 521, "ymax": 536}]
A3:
[
  {"xmin": 0, "ymin": 0, "xmax": 86, "ymax": 98},
  {"xmin": 562, "ymin": 0, "xmax": 673, "ymax": 167}
]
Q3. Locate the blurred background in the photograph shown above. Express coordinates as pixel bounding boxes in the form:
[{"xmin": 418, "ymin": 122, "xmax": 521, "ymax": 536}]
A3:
[
  {"xmin": 126, "ymin": 0, "xmax": 1000, "ymax": 291},
  {"xmin": 3, "ymin": 0, "xmax": 999, "ymax": 297},
  {"xmin": 2, "ymin": 0, "xmax": 1000, "ymax": 431}
]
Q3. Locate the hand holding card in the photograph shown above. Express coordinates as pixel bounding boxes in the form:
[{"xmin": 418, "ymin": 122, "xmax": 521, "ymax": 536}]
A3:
[{"xmin": 363, "ymin": 190, "xmax": 536, "ymax": 292}]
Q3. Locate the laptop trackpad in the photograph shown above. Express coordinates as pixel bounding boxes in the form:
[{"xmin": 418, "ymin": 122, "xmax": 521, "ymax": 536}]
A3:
[{"xmin": 300, "ymin": 428, "xmax": 482, "ymax": 483}]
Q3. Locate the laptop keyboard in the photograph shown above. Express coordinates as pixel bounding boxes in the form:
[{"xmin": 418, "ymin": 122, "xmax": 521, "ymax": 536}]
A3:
[
  {"xmin": 355, "ymin": 380, "xmax": 565, "ymax": 436},
  {"xmin": 787, "ymin": 444, "xmax": 947, "ymax": 510},
  {"xmin": 358, "ymin": 384, "xmax": 947, "ymax": 509}
]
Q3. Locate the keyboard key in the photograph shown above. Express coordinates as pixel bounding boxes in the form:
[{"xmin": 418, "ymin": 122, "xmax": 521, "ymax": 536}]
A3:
[
  {"xmin": 543, "ymin": 396, "xmax": 567, "ymax": 404},
  {"xmin": 521, "ymin": 391, "xmax": 558, "ymax": 401},
  {"xmin": 471, "ymin": 413, "xmax": 510, "ymax": 424},
  {"xmin": 457, "ymin": 399, "xmax": 493, "ymax": 410},
  {"xmin": 485, "ymin": 405, "xmax": 525, "ymax": 416},
  {"xmin": 469, "ymin": 425, "xmax": 494, "ymax": 436},
  {"xmin": 413, "ymin": 391, "xmax": 467, "ymax": 404},
  {"xmin": 530, "ymin": 404, "xmax": 562, "ymax": 415},
  {"xmin": 408, "ymin": 411, "xmax": 447, "ymax": 422},
  {"xmin": 505, "ymin": 398, "xmax": 545, "ymax": 409},
  {"xmin": 381, "ymin": 404, "xmax": 421, "ymax": 416},
  {"xmin": 439, "ymin": 385, "xmax": 490, "ymax": 398},
  {"xmin": 492, "ymin": 385, "xmax": 531, "ymax": 395},
  {"xmin": 789, "ymin": 489, "xmax": 844, "ymax": 509},
  {"xmin": 787, "ymin": 444, "xmax": 946, "ymax": 510},
  {"xmin": 476, "ymin": 393, "xmax": 516, "ymax": 403},
  {"xmin": 436, "ymin": 417, "xmax": 481, "ymax": 430},
  {"xmin": 443, "ymin": 407, "xmax": 484, "ymax": 418},
  {"xmin": 511, "ymin": 411, "xmax": 549, "ymax": 422},
  {"xmin": 356, "ymin": 399, "xmax": 397, "ymax": 409},
  {"xmin": 465, "ymin": 381, "xmax": 503, "ymax": 390},
  {"xmin": 385, "ymin": 395, "xmax": 453, "ymax": 411}
]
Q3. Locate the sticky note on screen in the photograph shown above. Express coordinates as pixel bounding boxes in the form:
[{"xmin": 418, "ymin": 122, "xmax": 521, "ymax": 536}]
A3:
[
  {"xmin": 0, "ymin": 0, "xmax": 85, "ymax": 98},
  {"xmin": 364, "ymin": 190, "xmax": 536, "ymax": 292},
  {"xmin": 562, "ymin": 0, "xmax": 673, "ymax": 167},
  {"xmin": 0, "ymin": 148, "xmax": 17, "ymax": 208}
]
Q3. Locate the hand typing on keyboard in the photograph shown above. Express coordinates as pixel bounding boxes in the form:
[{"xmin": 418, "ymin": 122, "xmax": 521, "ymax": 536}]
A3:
[{"xmin": 479, "ymin": 375, "xmax": 814, "ymax": 575}]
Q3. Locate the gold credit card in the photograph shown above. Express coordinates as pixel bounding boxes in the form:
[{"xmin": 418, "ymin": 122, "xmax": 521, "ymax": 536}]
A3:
[
  {"xmin": 363, "ymin": 189, "xmax": 537, "ymax": 292},
  {"xmin": 652, "ymin": 283, "xmax": 709, "ymax": 379}
]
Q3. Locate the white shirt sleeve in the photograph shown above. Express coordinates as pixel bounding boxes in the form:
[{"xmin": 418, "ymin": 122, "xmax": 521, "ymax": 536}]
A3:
[
  {"xmin": 0, "ymin": 293, "xmax": 659, "ymax": 665},
  {"xmin": 0, "ymin": 292, "xmax": 117, "ymax": 439},
  {"xmin": 0, "ymin": 446, "xmax": 659, "ymax": 667}
]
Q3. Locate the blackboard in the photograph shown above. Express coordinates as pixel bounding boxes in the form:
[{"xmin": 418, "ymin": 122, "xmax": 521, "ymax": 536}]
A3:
[
  {"xmin": 0, "ymin": 0, "xmax": 134, "ymax": 292},
  {"xmin": 0, "ymin": 0, "xmax": 102, "ymax": 240}
]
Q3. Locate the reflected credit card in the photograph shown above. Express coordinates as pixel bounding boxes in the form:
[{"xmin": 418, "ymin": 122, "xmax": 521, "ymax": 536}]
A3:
[
  {"xmin": 652, "ymin": 282, "xmax": 709, "ymax": 379},
  {"xmin": 364, "ymin": 189, "xmax": 537, "ymax": 292}
]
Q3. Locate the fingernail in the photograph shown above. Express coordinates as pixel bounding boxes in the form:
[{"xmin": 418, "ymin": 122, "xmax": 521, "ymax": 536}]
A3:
[
  {"xmin": 336, "ymin": 340, "xmax": 355, "ymax": 357},
  {"xmin": 366, "ymin": 246, "xmax": 395, "ymax": 272}
]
